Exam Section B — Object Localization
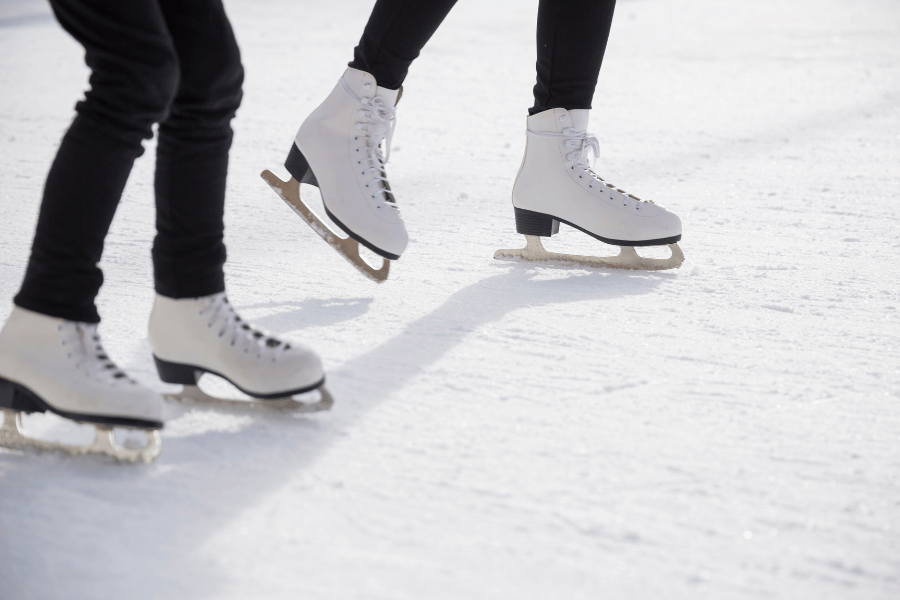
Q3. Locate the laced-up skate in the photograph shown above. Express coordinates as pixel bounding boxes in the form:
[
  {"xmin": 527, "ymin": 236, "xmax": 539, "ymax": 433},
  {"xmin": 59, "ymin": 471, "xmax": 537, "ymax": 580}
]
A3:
[
  {"xmin": 149, "ymin": 292, "xmax": 331, "ymax": 412},
  {"xmin": 0, "ymin": 307, "xmax": 163, "ymax": 463},
  {"xmin": 495, "ymin": 108, "xmax": 684, "ymax": 270},
  {"xmin": 262, "ymin": 67, "xmax": 406, "ymax": 283}
]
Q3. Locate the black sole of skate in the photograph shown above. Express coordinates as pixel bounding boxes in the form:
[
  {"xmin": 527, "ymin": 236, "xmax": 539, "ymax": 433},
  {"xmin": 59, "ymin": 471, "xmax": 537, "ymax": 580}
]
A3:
[
  {"xmin": 285, "ymin": 143, "xmax": 401, "ymax": 261},
  {"xmin": 153, "ymin": 355, "xmax": 326, "ymax": 400},
  {"xmin": 0, "ymin": 375, "xmax": 163, "ymax": 430},
  {"xmin": 514, "ymin": 207, "xmax": 682, "ymax": 247}
]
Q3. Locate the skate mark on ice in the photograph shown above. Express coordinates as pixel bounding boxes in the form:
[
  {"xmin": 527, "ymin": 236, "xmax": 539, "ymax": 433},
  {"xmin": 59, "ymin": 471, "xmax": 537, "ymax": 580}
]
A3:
[{"xmin": 328, "ymin": 268, "xmax": 668, "ymax": 415}]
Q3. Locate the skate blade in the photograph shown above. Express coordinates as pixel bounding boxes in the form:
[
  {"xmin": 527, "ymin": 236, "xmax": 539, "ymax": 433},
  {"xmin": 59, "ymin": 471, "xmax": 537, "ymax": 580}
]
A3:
[
  {"xmin": 494, "ymin": 235, "xmax": 685, "ymax": 271},
  {"xmin": 261, "ymin": 169, "xmax": 389, "ymax": 283},
  {"xmin": 0, "ymin": 408, "xmax": 162, "ymax": 464},
  {"xmin": 164, "ymin": 385, "xmax": 334, "ymax": 414}
]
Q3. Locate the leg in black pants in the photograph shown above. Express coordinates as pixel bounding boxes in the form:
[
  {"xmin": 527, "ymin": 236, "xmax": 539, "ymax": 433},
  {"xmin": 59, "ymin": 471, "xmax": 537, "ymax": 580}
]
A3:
[
  {"xmin": 153, "ymin": 0, "xmax": 243, "ymax": 300},
  {"xmin": 348, "ymin": 0, "xmax": 617, "ymax": 112},
  {"xmin": 532, "ymin": 0, "xmax": 616, "ymax": 114},
  {"xmin": 13, "ymin": 0, "xmax": 242, "ymax": 323},
  {"xmin": 349, "ymin": 0, "xmax": 459, "ymax": 90}
]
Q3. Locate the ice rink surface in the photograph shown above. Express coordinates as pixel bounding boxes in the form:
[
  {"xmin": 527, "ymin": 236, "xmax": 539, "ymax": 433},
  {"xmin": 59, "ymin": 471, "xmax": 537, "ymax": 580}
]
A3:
[{"xmin": 1, "ymin": 0, "xmax": 898, "ymax": 598}]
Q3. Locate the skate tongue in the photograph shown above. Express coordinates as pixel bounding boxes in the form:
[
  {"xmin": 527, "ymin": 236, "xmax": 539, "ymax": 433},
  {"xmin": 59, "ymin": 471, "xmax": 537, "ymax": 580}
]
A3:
[
  {"xmin": 376, "ymin": 85, "xmax": 400, "ymax": 107},
  {"xmin": 568, "ymin": 109, "xmax": 590, "ymax": 132}
]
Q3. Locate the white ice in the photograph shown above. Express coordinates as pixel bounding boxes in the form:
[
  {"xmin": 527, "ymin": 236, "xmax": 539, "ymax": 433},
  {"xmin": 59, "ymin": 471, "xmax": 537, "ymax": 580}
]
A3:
[{"xmin": 1, "ymin": 0, "xmax": 898, "ymax": 598}]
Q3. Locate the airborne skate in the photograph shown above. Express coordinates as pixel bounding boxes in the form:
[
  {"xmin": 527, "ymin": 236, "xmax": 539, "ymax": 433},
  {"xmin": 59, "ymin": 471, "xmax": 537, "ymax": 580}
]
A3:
[
  {"xmin": 262, "ymin": 67, "xmax": 406, "ymax": 283},
  {"xmin": 0, "ymin": 307, "xmax": 163, "ymax": 463},
  {"xmin": 495, "ymin": 108, "xmax": 684, "ymax": 271},
  {"xmin": 149, "ymin": 292, "xmax": 332, "ymax": 412}
]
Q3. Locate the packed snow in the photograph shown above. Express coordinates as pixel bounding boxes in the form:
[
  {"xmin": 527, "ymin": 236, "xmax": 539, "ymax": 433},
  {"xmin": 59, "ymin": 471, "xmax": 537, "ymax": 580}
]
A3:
[{"xmin": 1, "ymin": 0, "xmax": 898, "ymax": 598}]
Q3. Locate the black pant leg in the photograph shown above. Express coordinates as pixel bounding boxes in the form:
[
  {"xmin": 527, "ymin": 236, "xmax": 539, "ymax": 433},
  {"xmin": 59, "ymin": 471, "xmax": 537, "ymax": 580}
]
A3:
[
  {"xmin": 153, "ymin": 0, "xmax": 244, "ymax": 299},
  {"xmin": 14, "ymin": 0, "xmax": 178, "ymax": 323},
  {"xmin": 531, "ymin": 0, "xmax": 617, "ymax": 115},
  {"xmin": 349, "ymin": 0, "xmax": 459, "ymax": 89}
]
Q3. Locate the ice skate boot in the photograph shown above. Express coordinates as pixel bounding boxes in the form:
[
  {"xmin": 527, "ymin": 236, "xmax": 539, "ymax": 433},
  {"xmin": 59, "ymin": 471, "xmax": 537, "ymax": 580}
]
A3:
[
  {"xmin": 495, "ymin": 108, "xmax": 684, "ymax": 270},
  {"xmin": 262, "ymin": 67, "xmax": 405, "ymax": 283},
  {"xmin": 0, "ymin": 306, "xmax": 163, "ymax": 463},
  {"xmin": 149, "ymin": 292, "xmax": 331, "ymax": 412}
]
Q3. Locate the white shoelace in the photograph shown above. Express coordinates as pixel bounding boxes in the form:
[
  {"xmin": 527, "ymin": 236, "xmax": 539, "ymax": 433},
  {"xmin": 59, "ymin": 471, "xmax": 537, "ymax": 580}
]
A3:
[
  {"xmin": 339, "ymin": 78, "xmax": 399, "ymax": 208},
  {"xmin": 197, "ymin": 294, "xmax": 289, "ymax": 363},
  {"xmin": 59, "ymin": 323, "xmax": 133, "ymax": 386},
  {"xmin": 526, "ymin": 127, "xmax": 653, "ymax": 207}
]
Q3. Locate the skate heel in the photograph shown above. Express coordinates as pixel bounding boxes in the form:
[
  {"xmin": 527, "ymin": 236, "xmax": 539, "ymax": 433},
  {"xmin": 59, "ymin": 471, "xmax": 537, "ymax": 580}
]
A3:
[
  {"xmin": 0, "ymin": 376, "xmax": 46, "ymax": 413},
  {"xmin": 153, "ymin": 356, "xmax": 201, "ymax": 385},
  {"xmin": 514, "ymin": 207, "xmax": 559, "ymax": 237},
  {"xmin": 285, "ymin": 144, "xmax": 319, "ymax": 187}
]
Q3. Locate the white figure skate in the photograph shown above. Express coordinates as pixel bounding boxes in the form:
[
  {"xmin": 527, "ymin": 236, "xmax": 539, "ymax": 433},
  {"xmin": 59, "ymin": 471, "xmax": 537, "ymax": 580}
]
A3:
[
  {"xmin": 0, "ymin": 306, "xmax": 163, "ymax": 463},
  {"xmin": 149, "ymin": 292, "xmax": 331, "ymax": 412},
  {"xmin": 263, "ymin": 67, "xmax": 406, "ymax": 283},
  {"xmin": 495, "ymin": 108, "xmax": 684, "ymax": 271}
]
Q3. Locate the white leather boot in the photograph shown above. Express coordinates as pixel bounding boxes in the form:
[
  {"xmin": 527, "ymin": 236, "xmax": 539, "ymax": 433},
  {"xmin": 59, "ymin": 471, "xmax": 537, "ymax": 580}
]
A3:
[
  {"xmin": 148, "ymin": 292, "xmax": 324, "ymax": 398},
  {"xmin": 0, "ymin": 306, "xmax": 163, "ymax": 428},
  {"xmin": 286, "ymin": 67, "xmax": 407, "ymax": 260},
  {"xmin": 512, "ymin": 108, "xmax": 682, "ymax": 246}
]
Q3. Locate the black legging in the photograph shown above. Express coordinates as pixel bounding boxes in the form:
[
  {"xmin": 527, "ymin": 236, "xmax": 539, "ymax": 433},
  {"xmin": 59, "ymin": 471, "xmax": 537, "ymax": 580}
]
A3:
[
  {"xmin": 13, "ymin": 0, "xmax": 243, "ymax": 323},
  {"xmin": 349, "ymin": 0, "xmax": 617, "ymax": 114}
]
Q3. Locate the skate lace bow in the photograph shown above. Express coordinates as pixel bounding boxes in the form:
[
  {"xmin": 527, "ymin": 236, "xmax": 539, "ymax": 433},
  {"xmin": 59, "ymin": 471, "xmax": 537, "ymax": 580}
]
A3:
[
  {"xmin": 527, "ymin": 127, "xmax": 600, "ymax": 169},
  {"xmin": 339, "ymin": 78, "xmax": 398, "ymax": 207},
  {"xmin": 526, "ymin": 127, "xmax": 653, "ymax": 204},
  {"xmin": 61, "ymin": 323, "xmax": 132, "ymax": 385},
  {"xmin": 199, "ymin": 294, "xmax": 288, "ymax": 361}
]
